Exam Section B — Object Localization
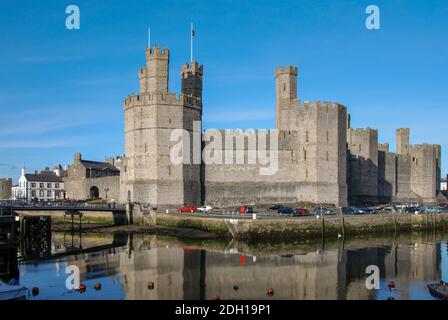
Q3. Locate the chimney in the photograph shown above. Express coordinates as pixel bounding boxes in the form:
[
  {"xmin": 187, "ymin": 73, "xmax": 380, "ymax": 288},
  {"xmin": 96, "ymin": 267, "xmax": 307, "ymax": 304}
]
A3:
[{"xmin": 74, "ymin": 152, "xmax": 82, "ymax": 163}]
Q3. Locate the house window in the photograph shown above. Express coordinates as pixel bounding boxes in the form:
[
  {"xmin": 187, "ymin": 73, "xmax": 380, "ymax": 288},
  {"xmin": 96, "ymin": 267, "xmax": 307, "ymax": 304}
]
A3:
[
  {"xmin": 55, "ymin": 183, "xmax": 59, "ymax": 189},
  {"xmin": 31, "ymin": 183, "xmax": 36, "ymax": 188},
  {"xmin": 47, "ymin": 190, "xmax": 52, "ymax": 197},
  {"xmin": 31, "ymin": 191, "xmax": 36, "ymax": 198},
  {"xmin": 47, "ymin": 183, "xmax": 52, "ymax": 188},
  {"xmin": 39, "ymin": 190, "xmax": 44, "ymax": 197},
  {"xmin": 39, "ymin": 183, "xmax": 44, "ymax": 188}
]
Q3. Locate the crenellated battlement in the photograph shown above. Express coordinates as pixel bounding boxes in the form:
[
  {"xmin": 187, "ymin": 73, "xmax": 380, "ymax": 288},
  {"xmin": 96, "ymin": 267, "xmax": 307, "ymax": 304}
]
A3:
[
  {"xmin": 145, "ymin": 47, "xmax": 169, "ymax": 61},
  {"xmin": 182, "ymin": 61, "xmax": 204, "ymax": 76},
  {"xmin": 124, "ymin": 92, "xmax": 181, "ymax": 108},
  {"xmin": 275, "ymin": 65, "xmax": 298, "ymax": 77},
  {"xmin": 348, "ymin": 127, "xmax": 378, "ymax": 134},
  {"xmin": 301, "ymin": 101, "xmax": 345, "ymax": 112},
  {"xmin": 378, "ymin": 143, "xmax": 390, "ymax": 152}
]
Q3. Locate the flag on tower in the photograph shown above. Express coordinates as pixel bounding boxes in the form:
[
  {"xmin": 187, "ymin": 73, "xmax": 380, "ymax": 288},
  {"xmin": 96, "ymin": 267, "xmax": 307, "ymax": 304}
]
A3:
[{"xmin": 190, "ymin": 23, "xmax": 195, "ymax": 62}]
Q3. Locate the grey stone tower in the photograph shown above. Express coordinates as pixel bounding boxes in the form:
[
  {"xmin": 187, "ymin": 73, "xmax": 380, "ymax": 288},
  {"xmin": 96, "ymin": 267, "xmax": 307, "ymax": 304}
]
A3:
[
  {"xmin": 275, "ymin": 66, "xmax": 299, "ymax": 130},
  {"xmin": 120, "ymin": 46, "xmax": 203, "ymax": 208}
]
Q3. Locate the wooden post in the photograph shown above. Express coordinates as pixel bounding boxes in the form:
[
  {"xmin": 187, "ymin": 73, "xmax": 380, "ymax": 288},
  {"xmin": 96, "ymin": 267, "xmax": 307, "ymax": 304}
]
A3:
[
  {"xmin": 339, "ymin": 207, "xmax": 346, "ymax": 237},
  {"xmin": 392, "ymin": 213, "xmax": 397, "ymax": 232},
  {"xmin": 321, "ymin": 216, "xmax": 325, "ymax": 238}
]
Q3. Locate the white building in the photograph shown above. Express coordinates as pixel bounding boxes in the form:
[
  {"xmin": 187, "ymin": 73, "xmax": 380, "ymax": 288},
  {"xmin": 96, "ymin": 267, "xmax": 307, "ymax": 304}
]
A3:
[
  {"xmin": 441, "ymin": 177, "xmax": 447, "ymax": 192},
  {"xmin": 13, "ymin": 167, "xmax": 66, "ymax": 201}
]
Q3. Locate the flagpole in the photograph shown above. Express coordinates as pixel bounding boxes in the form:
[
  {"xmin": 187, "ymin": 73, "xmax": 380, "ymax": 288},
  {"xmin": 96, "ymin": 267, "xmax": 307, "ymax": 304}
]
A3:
[
  {"xmin": 148, "ymin": 27, "xmax": 151, "ymax": 49},
  {"xmin": 190, "ymin": 22, "xmax": 193, "ymax": 62}
]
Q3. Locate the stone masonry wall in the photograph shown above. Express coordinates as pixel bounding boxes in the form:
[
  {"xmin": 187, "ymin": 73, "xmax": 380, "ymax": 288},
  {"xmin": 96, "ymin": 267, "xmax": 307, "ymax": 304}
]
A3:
[{"xmin": 0, "ymin": 178, "xmax": 12, "ymax": 200}]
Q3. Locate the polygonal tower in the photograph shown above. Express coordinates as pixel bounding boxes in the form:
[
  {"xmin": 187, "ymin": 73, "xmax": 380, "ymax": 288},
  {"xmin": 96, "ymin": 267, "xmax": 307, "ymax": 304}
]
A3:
[
  {"xmin": 120, "ymin": 46, "xmax": 203, "ymax": 209},
  {"xmin": 275, "ymin": 66, "xmax": 299, "ymax": 130}
]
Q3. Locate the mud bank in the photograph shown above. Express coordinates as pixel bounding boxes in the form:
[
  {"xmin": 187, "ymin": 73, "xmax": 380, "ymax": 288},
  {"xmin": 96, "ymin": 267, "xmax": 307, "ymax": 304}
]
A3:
[{"xmin": 155, "ymin": 212, "xmax": 448, "ymax": 242}]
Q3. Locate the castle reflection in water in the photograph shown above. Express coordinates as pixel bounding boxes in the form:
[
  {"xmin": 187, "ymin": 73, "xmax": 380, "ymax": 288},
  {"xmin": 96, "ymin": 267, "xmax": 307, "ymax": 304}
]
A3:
[{"xmin": 5, "ymin": 233, "xmax": 448, "ymax": 300}]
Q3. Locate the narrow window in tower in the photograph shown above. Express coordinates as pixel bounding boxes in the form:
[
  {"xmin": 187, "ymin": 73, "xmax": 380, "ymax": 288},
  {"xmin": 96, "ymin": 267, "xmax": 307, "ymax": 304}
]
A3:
[
  {"xmin": 326, "ymin": 151, "xmax": 329, "ymax": 161},
  {"xmin": 326, "ymin": 131, "xmax": 329, "ymax": 143},
  {"xmin": 283, "ymin": 83, "xmax": 286, "ymax": 92},
  {"xmin": 169, "ymin": 118, "xmax": 171, "ymax": 124},
  {"xmin": 305, "ymin": 169, "xmax": 308, "ymax": 180},
  {"xmin": 359, "ymin": 144, "xmax": 362, "ymax": 152},
  {"xmin": 304, "ymin": 149, "xmax": 307, "ymax": 161},
  {"xmin": 306, "ymin": 131, "xmax": 309, "ymax": 143},
  {"xmin": 168, "ymin": 165, "xmax": 172, "ymax": 175}
]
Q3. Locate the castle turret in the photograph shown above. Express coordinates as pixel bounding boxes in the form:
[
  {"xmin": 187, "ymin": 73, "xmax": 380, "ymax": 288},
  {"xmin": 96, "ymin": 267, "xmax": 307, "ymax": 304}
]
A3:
[
  {"xmin": 139, "ymin": 47, "xmax": 170, "ymax": 94},
  {"xmin": 275, "ymin": 66, "xmax": 299, "ymax": 130},
  {"xmin": 181, "ymin": 61, "xmax": 203, "ymax": 99},
  {"xmin": 120, "ymin": 45, "xmax": 202, "ymax": 208},
  {"xmin": 396, "ymin": 128, "xmax": 410, "ymax": 156}
]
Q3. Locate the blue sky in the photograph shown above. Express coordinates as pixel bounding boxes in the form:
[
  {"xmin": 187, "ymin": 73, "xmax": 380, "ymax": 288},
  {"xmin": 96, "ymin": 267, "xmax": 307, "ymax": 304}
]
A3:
[{"xmin": 0, "ymin": 0, "xmax": 447, "ymax": 182}]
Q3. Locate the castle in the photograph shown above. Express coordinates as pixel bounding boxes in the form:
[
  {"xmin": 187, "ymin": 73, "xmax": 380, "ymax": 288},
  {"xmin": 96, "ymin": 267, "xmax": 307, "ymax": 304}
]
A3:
[{"xmin": 115, "ymin": 46, "xmax": 442, "ymax": 209}]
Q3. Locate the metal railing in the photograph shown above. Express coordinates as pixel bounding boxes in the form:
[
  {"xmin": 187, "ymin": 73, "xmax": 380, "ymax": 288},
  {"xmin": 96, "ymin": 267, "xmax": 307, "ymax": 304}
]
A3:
[{"xmin": 0, "ymin": 200, "xmax": 126, "ymax": 211}]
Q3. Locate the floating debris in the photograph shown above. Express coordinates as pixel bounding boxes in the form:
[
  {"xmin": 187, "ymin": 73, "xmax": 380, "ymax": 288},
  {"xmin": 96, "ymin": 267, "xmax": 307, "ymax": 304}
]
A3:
[{"xmin": 32, "ymin": 287, "xmax": 40, "ymax": 296}]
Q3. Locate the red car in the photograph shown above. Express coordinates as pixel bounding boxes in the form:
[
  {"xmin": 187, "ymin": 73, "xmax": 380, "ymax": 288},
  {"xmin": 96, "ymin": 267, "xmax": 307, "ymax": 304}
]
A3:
[
  {"xmin": 296, "ymin": 208, "xmax": 311, "ymax": 216},
  {"xmin": 177, "ymin": 206, "xmax": 198, "ymax": 213}
]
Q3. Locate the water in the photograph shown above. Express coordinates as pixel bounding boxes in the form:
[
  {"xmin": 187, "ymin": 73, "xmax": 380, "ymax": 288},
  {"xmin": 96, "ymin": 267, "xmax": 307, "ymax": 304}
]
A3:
[{"xmin": 2, "ymin": 232, "xmax": 447, "ymax": 300}]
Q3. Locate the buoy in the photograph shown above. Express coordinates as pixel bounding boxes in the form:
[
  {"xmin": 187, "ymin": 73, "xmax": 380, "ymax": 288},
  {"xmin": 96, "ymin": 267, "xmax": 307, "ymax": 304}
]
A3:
[
  {"xmin": 233, "ymin": 285, "xmax": 239, "ymax": 291},
  {"xmin": 148, "ymin": 282, "xmax": 155, "ymax": 290},
  {"xmin": 79, "ymin": 284, "xmax": 86, "ymax": 293},
  {"xmin": 388, "ymin": 281, "xmax": 396, "ymax": 290},
  {"xmin": 32, "ymin": 287, "xmax": 40, "ymax": 296},
  {"xmin": 266, "ymin": 288, "xmax": 274, "ymax": 296},
  {"xmin": 94, "ymin": 283, "xmax": 102, "ymax": 291}
]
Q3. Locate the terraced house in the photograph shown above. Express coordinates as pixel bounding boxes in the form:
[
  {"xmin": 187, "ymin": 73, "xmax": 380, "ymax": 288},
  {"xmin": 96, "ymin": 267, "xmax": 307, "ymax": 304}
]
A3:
[{"xmin": 13, "ymin": 167, "xmax": 65, "ymax": 201}]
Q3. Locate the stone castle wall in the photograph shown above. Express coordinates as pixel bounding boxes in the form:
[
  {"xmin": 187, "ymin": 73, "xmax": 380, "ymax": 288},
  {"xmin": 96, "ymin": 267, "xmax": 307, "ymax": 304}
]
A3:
[
  {"xmin": 116, "ymin": 46, "xmax": 441, "ymax": 208},
  {"xmin": 0, "ymin": 178, "xmax": 12, "ymax": 200},
  {"xmin": 347, "ymin": 128, "xmax": 379, "ymax": 204},
  {"xmin": 203, "ymin": 102, "xmax": 348, "ymax": 207}
]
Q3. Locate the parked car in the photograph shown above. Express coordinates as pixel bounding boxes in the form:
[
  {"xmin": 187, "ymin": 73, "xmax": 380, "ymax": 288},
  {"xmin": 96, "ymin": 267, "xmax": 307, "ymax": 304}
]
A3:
[
  {"xmin": 424, "ymin": 207, "xmax": 442, "ymax": 214},
  {"xmin": 382, "ymin": 206, "xmax": 396, "ymax": 213},
  {"xmin": 237, "ymin": 206, "xmax": 254, "ymax": 214},
  {"xmin": 362, "ymin": 207, "xmax": 376, "ymax": 214},
  {"xmin": 177, "ymin": 206, "xmax": 198, "ymax": 213},
  {"xmin": 198, "ymin": 205, "xmax": 213, "ymax": 213},
  {"xmin": 269, "ymin": 204, "xmax": 284, "ymax": 211},
  {"xmin": 296, "ymin": 208, "xmax": 311, "ymax": 216},
  {"xmin": 341, "ymin": 207, "xmax": 356, "ymax": 214},
  {"xmin": 278, "ymin": 207, "xmax": 294, "ymax": 215},
  {"xmin": 314, "ymin": 207, "xmax": 334, "ymax": 215},
  {"xmin": 405, "ymin": 206, "xmax": 423, "ymax": 214}
]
